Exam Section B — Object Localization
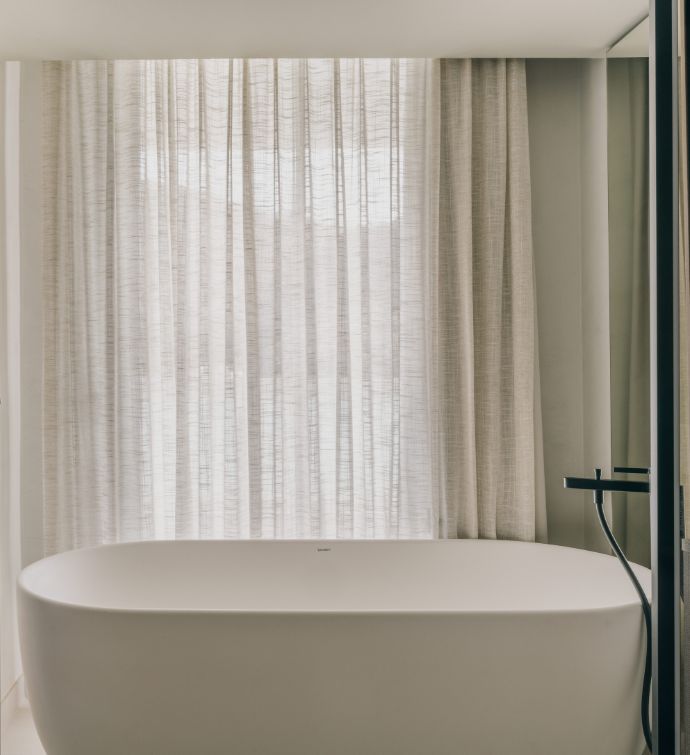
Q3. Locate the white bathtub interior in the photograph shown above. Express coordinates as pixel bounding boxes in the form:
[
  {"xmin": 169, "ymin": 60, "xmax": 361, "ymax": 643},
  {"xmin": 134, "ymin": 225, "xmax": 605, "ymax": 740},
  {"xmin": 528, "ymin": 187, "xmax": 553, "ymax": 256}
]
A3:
[{"xmin": 20, "ymin": 539, "xmax": 648, "ymax": 613}]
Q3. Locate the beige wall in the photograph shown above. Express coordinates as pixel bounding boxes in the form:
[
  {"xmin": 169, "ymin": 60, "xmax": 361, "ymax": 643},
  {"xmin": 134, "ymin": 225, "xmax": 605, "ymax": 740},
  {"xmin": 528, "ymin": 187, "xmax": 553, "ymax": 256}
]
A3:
[
  {"xmin": 527, "ymin": 59, "xmax": 612, "ymax": 552},
  {"xmin": 1, "ymin": 61, "xmax": 43, "ymax": 705},
  {"xmin": 18, "ymin": 62, "xmax": 43, "ymax": 570},
  {"xmin": 1, "ymin": 61, "xmax": 23, "ymax": 701}
]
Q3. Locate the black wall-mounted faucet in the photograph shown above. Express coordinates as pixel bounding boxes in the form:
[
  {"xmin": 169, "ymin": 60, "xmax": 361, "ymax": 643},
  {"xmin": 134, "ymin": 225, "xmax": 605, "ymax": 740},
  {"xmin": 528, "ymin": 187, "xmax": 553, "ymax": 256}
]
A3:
[
  {"xmin": 563, "ymin": 464, "xmax": 652, "ymax": 751},
  {"xmin": 563, "ymin": 467, "xmax": 650, "ymax": 502}
]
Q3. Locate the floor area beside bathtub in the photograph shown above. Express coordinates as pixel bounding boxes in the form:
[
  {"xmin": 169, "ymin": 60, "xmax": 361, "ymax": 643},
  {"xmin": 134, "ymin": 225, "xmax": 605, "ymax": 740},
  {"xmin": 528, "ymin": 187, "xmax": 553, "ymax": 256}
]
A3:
[{"xmin": 1, "ymin": 680, "xmax": 45, "ymax": 755}]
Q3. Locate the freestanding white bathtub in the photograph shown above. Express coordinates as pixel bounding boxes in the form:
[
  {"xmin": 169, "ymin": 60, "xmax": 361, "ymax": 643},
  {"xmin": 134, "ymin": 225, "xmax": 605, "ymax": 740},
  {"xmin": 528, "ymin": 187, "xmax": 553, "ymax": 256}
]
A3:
[{"xmin": 18, "ymin": 540, "xmax": 649, "ymax": 755}]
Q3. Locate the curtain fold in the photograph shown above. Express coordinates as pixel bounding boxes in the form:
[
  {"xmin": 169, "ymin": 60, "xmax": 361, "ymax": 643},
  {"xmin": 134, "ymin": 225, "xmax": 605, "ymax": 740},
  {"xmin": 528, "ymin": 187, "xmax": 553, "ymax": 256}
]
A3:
[
  {"xmin": 43, "ymin": 58, "xmax": 545, "ymax": 553},
  {"xmin": 438, "ymin": 59, "xmax": 543, "ymax": 541}
]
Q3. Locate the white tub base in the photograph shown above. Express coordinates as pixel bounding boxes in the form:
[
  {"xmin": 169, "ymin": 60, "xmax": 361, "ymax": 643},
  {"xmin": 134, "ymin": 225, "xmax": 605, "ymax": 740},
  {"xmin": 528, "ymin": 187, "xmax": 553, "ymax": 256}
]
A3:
[{"xmin": 18, "ymin": 540, "xmax": 649, "ymax": 755}]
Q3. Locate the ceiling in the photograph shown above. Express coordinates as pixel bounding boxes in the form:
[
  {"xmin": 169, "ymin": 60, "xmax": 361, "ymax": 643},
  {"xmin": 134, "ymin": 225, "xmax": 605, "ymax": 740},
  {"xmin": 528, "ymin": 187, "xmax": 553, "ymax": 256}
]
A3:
[
  {"xmin": 608, "ymin": 16, "xmax": 649, "ymax": 57},
  {"xmin": 0, "ymin": 0, "xmax": 649, "ymax": 60}
]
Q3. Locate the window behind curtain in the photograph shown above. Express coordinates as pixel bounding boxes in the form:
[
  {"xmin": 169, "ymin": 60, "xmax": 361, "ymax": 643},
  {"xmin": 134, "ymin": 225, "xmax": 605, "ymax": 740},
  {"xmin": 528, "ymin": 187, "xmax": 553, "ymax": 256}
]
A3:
[
  {"xmin": 42, "ymin": 59, "xmax": 438, "ymax": 550},
  {"xmin": 42, "ymin": 58, "xmax": 545, "ymax": 554}
]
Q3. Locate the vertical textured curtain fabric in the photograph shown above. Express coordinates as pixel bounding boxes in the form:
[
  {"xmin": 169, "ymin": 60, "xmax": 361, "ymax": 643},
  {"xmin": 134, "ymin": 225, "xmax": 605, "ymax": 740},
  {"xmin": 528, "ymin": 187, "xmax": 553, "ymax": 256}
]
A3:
[
  {"xmin": 438, "ymin": 60, "xmax": 543, "ymax": 540},
  {"xmin": 42, "ymin": 58, "xmax": 545, "ymax": 554}
]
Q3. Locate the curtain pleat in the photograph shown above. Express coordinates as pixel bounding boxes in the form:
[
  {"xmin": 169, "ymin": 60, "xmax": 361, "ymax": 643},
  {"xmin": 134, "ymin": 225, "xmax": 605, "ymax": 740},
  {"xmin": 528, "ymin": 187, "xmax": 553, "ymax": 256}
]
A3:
[
  {"xmin": 43, "ymin": 58, "xmax": 545, "ymax": 553},
  {"xmin": 438, "ymin": 60, "xmax": 542, "ymax": 541}
]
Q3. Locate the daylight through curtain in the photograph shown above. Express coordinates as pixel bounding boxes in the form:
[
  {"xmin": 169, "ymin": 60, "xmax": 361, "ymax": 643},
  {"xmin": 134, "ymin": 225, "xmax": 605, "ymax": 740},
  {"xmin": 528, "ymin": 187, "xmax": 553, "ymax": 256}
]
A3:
[{"xmin": 42, "ymin": 58, "xmax": 545, "ymax": 553}]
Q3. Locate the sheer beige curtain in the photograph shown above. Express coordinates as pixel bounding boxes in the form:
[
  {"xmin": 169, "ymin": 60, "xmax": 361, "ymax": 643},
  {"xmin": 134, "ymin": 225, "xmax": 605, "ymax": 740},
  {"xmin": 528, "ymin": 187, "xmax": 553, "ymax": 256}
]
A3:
[
  {"xmin": 42, "ymin": 58, "xmax": 545, "ymax": 554},
  {"xmin": 438, "ymin": 60, "xmax": 545, "ymax": 540}
]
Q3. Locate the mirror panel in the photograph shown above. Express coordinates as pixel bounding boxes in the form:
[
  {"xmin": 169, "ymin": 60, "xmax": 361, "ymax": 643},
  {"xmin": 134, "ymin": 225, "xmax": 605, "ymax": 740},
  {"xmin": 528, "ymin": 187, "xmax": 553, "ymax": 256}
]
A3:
[{"xmin": 607, "ymin": 41, "xmax": 651, "ymax": 567}]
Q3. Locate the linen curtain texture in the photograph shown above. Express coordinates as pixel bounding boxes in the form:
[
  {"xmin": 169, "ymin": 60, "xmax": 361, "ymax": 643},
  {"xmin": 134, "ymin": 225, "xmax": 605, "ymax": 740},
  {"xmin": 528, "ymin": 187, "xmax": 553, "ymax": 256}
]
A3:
[{"xmin": 43, "ymin": 58, "xmax": 545, "ymax": 553}]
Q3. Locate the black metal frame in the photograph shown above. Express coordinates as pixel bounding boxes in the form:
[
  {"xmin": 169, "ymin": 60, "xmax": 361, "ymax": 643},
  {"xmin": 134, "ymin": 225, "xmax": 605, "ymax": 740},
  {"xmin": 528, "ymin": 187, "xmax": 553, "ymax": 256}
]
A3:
[
  {"xmin": 651, "ymin": 0, "xmax": 680, "ymax": 751},
  {"xmin": 564, "ymin": 475, "xmax": 650, "ymax": 494}
]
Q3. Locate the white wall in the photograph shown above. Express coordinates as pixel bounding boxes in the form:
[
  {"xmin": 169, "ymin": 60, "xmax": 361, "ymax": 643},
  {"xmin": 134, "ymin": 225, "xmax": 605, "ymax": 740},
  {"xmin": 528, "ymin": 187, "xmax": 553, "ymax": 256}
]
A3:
[
  {"xmin": 579, "ymin": 60, "xmax": 614, "ymax": 553},
  {"xmin": 19, "ymin": 63, "xmax": 43, "ymax": 570},
  {"xmin": 1, "ymin": 61, "xmax": 43, "ymax": 710},
  {"xmin": 527, "ymin": 59, "xmax": 612, "ymax": 552},
  {"xmin": 1, "ymin": 61, "xmax": 23, "ymax": 702}
]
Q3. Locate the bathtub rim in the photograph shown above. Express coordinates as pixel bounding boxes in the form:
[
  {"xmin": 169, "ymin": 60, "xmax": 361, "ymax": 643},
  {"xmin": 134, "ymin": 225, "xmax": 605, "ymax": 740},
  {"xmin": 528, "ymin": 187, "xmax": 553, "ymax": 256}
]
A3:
[{"xmin": 17, "ymin": 539, "xmax": 651, "ymax": 617}]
